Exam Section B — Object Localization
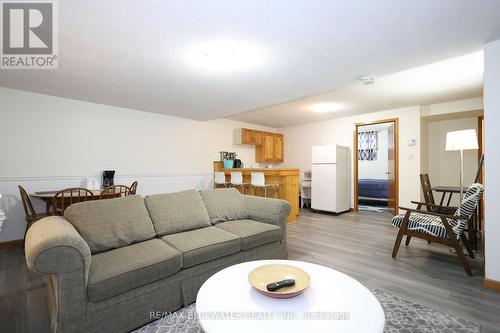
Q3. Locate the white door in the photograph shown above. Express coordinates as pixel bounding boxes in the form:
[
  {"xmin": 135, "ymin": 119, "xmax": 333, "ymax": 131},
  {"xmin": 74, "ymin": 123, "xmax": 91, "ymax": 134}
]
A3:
[{"xmin": 312, "ymin": 164, "xmax": 337, "ymax": 212}]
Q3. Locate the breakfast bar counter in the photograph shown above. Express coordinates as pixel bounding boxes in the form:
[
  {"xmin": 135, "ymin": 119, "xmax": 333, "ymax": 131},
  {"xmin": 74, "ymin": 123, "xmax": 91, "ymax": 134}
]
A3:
[{"xmin": 214, "ymin": 165, "xmax": 300, "ymax": 222}]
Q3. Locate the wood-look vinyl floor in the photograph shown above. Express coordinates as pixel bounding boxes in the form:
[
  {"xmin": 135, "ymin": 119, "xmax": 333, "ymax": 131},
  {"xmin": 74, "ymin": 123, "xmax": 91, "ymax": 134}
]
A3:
[
  {"xmin": 288, "ymin": 210, "xmax": 500, "ymax": 332},
  {"xmin": 1, "ymin": 210, "xmax": 499, "ymax": 332}
]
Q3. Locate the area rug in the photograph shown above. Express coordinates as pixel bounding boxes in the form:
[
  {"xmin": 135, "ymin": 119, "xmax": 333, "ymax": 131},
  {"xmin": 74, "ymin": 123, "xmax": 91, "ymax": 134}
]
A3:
[
  {"xmin": 359, "ymin": 205, "xmax": 390, "ymax": 213},
  {"xmin": 134, "ymin": 288, "xmax": 479, "ymax": 333}
]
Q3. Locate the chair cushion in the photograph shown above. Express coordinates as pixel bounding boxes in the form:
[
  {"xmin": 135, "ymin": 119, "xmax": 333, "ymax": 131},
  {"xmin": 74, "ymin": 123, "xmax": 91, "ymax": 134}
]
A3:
[
  {"xmin": 215, "ymin": 219, "xmax": 282, "ymax": 250},
  {"xmin": 88, "ymin": 239, "xmax": 181, "ymax": 301},
  {"xmin": 199, "ymin": 188, "xmax": 250, "ymax": 224},
  {"xmin": 392, "ymin": 212, "xmax": 463, "ymax": 239},
  {"xmin": 161, "ymin": 226, "xmax": 240, "ymax": 268},
  {"xmin": 144, "ymin": 190, "xmax": 211, "ymax": 236},
  {"xmin": 455, "ymin": 183, "xmax": 484, "ymax": 223},
  {"xmin": 65, "ymin": 195, "xmax": 156, "ymax": 254}
]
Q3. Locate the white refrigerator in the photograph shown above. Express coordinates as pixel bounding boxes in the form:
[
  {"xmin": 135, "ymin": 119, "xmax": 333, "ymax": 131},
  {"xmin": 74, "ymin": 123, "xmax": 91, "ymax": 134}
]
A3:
[{"xmin": 311, "ymin": 145, "xmax": 351, "ymax": 213}]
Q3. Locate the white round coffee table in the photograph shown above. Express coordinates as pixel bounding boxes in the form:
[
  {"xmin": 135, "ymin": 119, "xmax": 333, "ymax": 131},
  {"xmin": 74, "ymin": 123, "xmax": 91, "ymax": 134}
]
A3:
[{"xmin": 196, "ymin": 260, "xmax": 384, "ymax": 333}]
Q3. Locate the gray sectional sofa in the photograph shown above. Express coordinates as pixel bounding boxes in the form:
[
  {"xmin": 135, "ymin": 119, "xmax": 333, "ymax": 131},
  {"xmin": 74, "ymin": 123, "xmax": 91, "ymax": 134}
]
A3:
[{"xmin": 25, "ymin": 188, "xmax": 290, "ymax": 333}]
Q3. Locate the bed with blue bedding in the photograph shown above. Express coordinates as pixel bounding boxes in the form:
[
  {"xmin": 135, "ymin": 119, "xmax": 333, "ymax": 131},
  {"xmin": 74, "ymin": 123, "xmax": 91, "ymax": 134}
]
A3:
[{"xmin": 358, "ymin": 178, "xmax": 388, "ymax": 200}]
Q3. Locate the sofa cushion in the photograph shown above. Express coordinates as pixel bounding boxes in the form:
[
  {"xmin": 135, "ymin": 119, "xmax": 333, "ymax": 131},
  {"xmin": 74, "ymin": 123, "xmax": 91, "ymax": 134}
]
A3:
[
  {"xmin": 161, "ymin": 226, "xmax": 240, "ymax": 268},
  {"xmin": 144, "ymin": 190, "xmax": 211, "ymax": 236},
  {"xmin": 88, "ymin": 239, "xmax": 181, "ymax": 302},
  {"xmin": 199, "ymin": 188, "xmax": 250, "ymax": 224},
  {"xmin": 64, "ymin": 195, "xmax": 156, "ymax": 254},
  {"xmin": 215, "ymin": 219, "xmax": 282, "ymax": 250}
]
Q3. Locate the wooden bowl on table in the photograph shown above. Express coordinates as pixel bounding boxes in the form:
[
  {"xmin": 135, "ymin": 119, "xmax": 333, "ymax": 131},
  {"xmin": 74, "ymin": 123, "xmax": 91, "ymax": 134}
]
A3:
[{"xmin": 248, "ymin": 264, "xmax": 310, "ymax": 299}]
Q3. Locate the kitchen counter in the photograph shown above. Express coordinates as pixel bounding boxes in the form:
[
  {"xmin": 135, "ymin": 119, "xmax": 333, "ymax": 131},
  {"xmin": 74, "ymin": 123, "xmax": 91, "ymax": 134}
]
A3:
[
  {"xmin": 214, "ymin": 164, "xmax": 300, "ymax": 222},
  {"xmin": 221, "ymin": 167, "xmax": 299, "ymax": 175}
]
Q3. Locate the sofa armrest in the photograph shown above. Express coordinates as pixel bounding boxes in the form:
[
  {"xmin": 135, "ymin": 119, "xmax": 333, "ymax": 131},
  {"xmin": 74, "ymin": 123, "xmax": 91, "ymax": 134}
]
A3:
[
  {"xmin": 243, "ymin": 195, "xmax": 291, "ymax": 231},
  {"xmin": 25, "ymin": 216, "xmax": 91, "ymax": 321}
]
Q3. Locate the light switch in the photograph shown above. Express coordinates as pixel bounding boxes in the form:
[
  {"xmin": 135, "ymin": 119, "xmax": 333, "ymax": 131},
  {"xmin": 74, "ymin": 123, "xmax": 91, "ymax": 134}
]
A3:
[{"xmin": 407, "ymin": 138, "xmax": 417, "ymax": 146}]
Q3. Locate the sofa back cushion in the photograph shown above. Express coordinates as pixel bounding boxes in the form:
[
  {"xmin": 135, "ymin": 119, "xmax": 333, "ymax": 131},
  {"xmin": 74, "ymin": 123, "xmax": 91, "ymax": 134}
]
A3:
[
  {"xmin": 64, "ymin": 195, "xmax": 156, "ymax": 254},
  {"xmin": 144, "ymin": 190, "xmax": 211, "ymax": 236},
  {"xmin": 200, "ymin": 188, "xmax": 250, "ymax": 224}
]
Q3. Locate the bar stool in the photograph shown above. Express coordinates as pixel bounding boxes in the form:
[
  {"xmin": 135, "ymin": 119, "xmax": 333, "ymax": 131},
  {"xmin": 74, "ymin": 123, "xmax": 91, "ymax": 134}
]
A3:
[
  {"xmin": 214, "ymin": 171, "xmax": 230, "ymax": 188},
  {"xmin": 230, "ymin": 171, "xmax": 249, "ymax": 194},
  {"xmin": 250, "ymin": 172, "xmax": 279, "ymax": 198}
]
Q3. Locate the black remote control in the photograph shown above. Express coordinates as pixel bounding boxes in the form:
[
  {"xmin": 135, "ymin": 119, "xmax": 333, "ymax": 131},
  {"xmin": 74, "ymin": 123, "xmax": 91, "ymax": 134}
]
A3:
[{"xmin": 266, "ymin": 279, "xmax": 295, "ymax": 292}]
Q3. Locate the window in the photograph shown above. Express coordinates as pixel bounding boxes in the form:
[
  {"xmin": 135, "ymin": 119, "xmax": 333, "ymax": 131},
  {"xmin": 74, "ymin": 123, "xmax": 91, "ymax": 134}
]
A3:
[{"xmin": 358, "ymin": 131, "xmax": 377, "ymax": 161}]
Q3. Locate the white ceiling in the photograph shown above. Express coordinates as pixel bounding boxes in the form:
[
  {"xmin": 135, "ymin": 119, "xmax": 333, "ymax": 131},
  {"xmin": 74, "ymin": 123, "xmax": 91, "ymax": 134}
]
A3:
[
  {"xmin": 1, "ymin": 0, "xmax": 499, "ymax": 121},
  {"xmin": 229, "ymin": 51, "xmax": 485, "ymax": 127}
]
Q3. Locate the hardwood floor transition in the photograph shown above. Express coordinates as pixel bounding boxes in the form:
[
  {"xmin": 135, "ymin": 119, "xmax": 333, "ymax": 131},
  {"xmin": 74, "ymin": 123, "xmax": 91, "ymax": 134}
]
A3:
[{"xmin": 1, "ymin": 210, "xmax": 499, "ymax": 332}]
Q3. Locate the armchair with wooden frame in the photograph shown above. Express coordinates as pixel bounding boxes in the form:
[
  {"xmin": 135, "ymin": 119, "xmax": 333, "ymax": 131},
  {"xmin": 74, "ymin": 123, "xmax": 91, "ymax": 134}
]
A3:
[
  {"xmin": 391, "ymin": 183, "xmax": 484, "ymax": 276},
  {"xmin": 419, "ymin": 174, "xmax": 454, "ymax": 214}
]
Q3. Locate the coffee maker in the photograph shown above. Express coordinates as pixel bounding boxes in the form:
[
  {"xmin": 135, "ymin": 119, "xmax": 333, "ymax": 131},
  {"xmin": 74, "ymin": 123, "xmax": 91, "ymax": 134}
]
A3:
[{"xmin": 102, "ymin": 170, "xmax": 115, "ymax": 188}]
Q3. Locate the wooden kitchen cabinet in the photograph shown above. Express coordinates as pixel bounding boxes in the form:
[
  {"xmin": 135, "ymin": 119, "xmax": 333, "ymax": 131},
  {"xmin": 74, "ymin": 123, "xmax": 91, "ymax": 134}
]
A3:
[
  {"xmin": 235, "ymin": 128, "xmax": 284, "ymax": 163},
  {"xmin": 256, "ymin": 133, "xmax": 284, "ymax": 163},
  {"xmin": 257, "ymin": 133, "xmax": 274, "ymax": 163},
  {"xmin": 234, "ymin": 128, "xmax": 261, "ymax": 145},
  {"xmin": 274, "ymin": 134, "xmax": 284, "ymax": 162}
]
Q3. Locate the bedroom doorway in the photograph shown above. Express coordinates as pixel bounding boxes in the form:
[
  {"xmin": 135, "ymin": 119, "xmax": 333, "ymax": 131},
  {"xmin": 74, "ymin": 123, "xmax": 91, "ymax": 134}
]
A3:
[{"xmin": 354, "ymin": 119, "xmax": 399, "ymax": 215}]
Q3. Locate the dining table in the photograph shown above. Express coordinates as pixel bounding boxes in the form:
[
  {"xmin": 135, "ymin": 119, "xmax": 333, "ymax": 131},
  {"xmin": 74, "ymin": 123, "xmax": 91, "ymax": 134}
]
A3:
[
  {"xmin": 31, "ymin": 189, "xmax": 108, "ymax": 215},
  {"xmin": 431, "ymin": 186, "xmax": 469, "ymax": 207}
]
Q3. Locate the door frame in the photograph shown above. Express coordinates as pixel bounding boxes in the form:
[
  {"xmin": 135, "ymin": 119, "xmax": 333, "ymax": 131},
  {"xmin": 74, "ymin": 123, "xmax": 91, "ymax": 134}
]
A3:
[{"xmin": 353, "ymin": 118, "xmax": 399, "ymax": 214}]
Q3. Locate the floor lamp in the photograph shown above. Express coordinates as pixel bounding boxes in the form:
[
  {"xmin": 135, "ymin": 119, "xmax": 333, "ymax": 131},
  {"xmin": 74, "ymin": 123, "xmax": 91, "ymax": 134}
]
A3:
[{"xmin": 445, "ymin": 129, "xmax": 479, "ymax": 202}]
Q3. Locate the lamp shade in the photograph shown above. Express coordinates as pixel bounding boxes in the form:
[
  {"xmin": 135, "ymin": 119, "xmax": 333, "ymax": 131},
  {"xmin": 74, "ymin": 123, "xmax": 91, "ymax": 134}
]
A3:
[{"xmin": 445, "ymin": 129, "xmax": 479, "ymax": 151}]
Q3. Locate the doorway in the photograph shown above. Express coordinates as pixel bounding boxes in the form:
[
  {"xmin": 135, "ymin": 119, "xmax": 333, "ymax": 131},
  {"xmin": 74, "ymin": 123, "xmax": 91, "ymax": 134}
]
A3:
[{"xmin": 354, "ymin": 119, "xmax": 399, "ymax": 214}]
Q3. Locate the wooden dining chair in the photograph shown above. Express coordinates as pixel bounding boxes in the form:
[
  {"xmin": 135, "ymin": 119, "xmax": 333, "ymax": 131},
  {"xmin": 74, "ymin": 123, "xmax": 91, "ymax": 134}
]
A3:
[
  {"xmin": 52, "ymin": 188, "xmax": 95, "ymax": 215},
  {"xmin": 100, "ymin": 185, "xmax": 131, "ymax": 199},
  {"xmin": 129, "ymin": 181, "xmax": 138, "ymax": 195},
  {"xmin": 18, "ymin": 185, "xmax": 49, "ymax": 237}
]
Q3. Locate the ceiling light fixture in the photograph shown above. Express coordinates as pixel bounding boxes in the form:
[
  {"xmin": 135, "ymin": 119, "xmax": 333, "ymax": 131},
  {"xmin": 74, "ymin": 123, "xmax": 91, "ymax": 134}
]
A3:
[
  {"xmin": 359, "ymin": 75, "xmax": 376, "ymax": 85},
  {"xmin": 185, "ymin": 40, "xmax": 264, "ymax": 73},
  {"xmin": 309, "ymin": 102, "xmax": 345, "ymax": 113}
]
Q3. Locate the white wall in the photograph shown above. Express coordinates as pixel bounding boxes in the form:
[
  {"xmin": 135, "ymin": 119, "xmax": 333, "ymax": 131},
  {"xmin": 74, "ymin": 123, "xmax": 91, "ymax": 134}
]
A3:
[
  {"xmin": 358, "ymin": 127, "xmax": 389, "ymax": 180},
  {"xmin": 484, "ymin": 39, "xmax": 500, "ymax": 283},
  {"xmin": 426, "ymin": 117, "xmax": 479, "ymax": 206},
  {"xmin": 0, "ymin": 87, "xmax": 275, "ymax": 242},
  {"xmin": 279, "ymin": 106, "xmax": 421, "ymax": 208},
  {"xmin": 420, "ymin": 97, "xmax": 483, "ymax": 117}
]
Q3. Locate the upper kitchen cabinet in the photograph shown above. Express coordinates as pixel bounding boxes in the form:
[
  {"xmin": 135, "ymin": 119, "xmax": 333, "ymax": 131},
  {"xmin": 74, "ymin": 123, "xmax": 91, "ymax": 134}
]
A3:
[
  {"xmin": 274, "ymin": 134, "xmax": 284, "ymax": 162},
  {"xmin": 234, "ymin": 128, "xmax": 283, "ymax": 163},
  {"xmin": 256, "ymin": 132, "xmax": 275, "ymax": 162},
  {"xmin": 234, "ymin": 128, "xmax": 261, "ymax": 145}
]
